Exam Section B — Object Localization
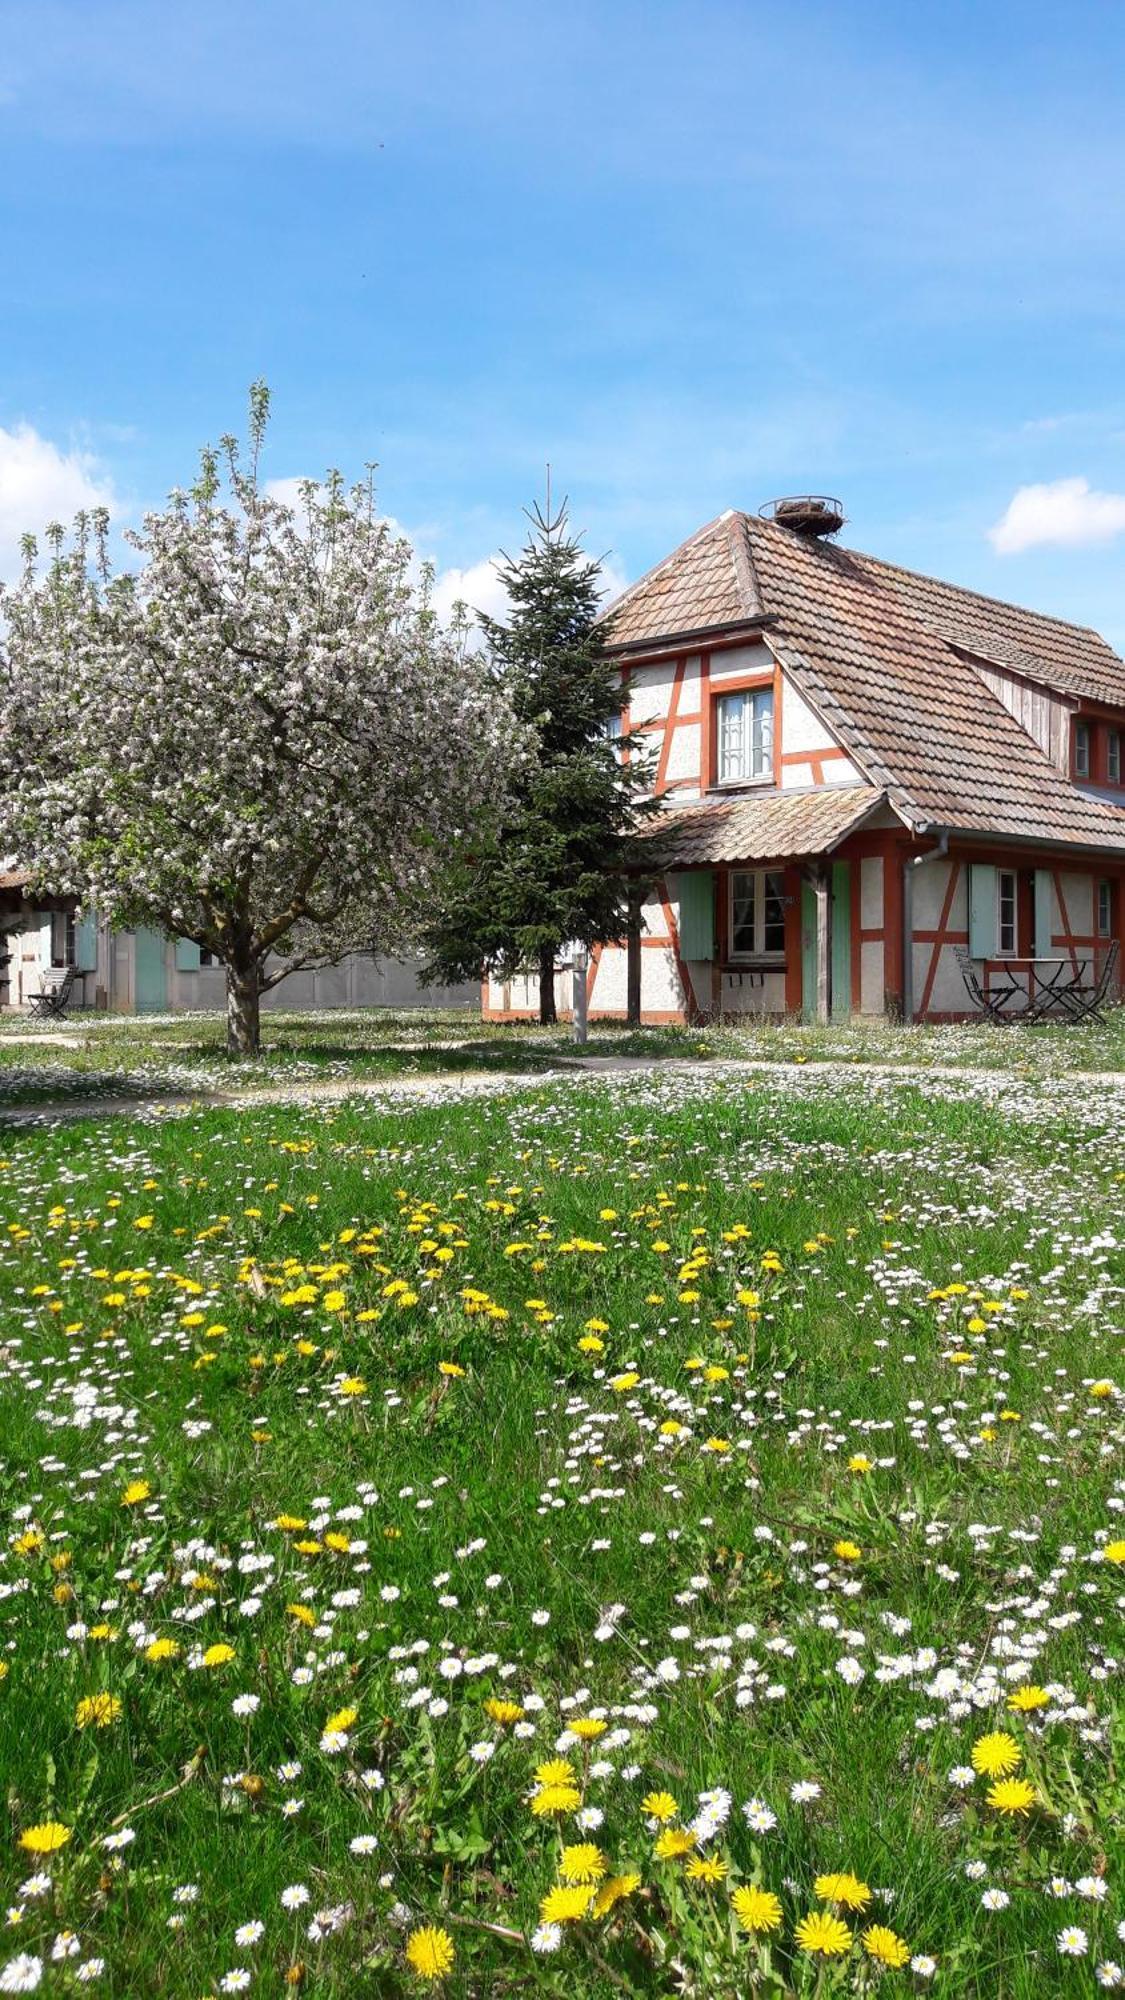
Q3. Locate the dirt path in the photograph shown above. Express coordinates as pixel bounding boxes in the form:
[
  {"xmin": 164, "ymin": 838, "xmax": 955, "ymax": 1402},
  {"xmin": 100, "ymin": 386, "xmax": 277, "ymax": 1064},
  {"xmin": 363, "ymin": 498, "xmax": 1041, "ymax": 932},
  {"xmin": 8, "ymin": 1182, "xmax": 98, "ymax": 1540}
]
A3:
[{"xmin": 3, "ymin": 1051, "xmax": 1125, "ymax": 1128}]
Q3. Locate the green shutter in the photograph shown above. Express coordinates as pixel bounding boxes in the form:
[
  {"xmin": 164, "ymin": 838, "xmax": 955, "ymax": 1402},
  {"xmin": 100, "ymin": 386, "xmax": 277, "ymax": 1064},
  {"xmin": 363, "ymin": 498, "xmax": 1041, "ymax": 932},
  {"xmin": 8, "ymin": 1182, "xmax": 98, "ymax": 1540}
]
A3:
[
  {"xmin": 830, "ymin": 862, "xmax": 852, "ymax": 1020},
  {"xmin": 175, "ymin": 937, "xmax": 201, "ymax": 972},
  {"xmin": 73, "ymin": 913, "xmax": 97, "ymax": 972},
  {"xmin": 968, "ymin": 864, "xmax": 997, "ymax": 959},
  {"xmin": 675, "ymin": 871, "xmax": 715, "ymax": 960},
  {"xmin": 1033, "ymin": 871, "xmax": 1053, "ymax": 960}
]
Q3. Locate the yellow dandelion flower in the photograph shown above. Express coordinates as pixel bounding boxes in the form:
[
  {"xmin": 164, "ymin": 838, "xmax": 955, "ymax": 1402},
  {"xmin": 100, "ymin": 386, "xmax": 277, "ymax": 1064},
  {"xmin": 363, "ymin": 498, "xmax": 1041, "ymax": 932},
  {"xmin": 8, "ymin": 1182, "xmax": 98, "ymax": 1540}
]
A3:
[
  {"xmin": 972, "ymin": 1732, "xmax": 1021, "ymax": 1778},
  {"xmin": 795, "ymin": 1910, "xmax": 853, "ymax": 1956},
  {"xmin": 732, "ymin": 1884, "xmax": 783, "ymax": 1933},
  {"xmin": 531, "ymin": 1783, "xmax": 582, "ymax": 1817},
  {"xmin": 438, "ymin": 1361, "xmax": 465, "ymax": 1377},
  {"xmin": 592, "ymin": 1873, "xmax": 641, "ymax": 1917},
  {"xmin": 324, "ymin": 1706, "xmax": 357, "ymax": 1735},
  {"xmin": 986, "ymin": 1777, "xmax": 1037, "ymax": 1815},
  {"xmin": 1007, "ymin": 1685, "xmax": 1050, "ymax": 1713},
  {"xmin": 286, "ymin": 1604, "xmax": 316, "ymax": 1628},
  {"xmin": 848, "ymin": 1454, "xmax": 873, "ymax": 1473},
  {"xmin": 18, "ymin": 1822, "xmax": 71, "ymax": 1855},
  {"xmin": 863, "ymin": 1924, "xmax": 910, "ymax": 1967},
  {"xmin": 559, "ymin": 1843, "xmax": 607, "ymax": 1885},
  {"xmin": 569, "ymin": 1717, "xmax": 607, "ymax": 1741},
  {"xmin": 338, "ymin": 1377, "xmax": 367, "ymax": 1397},
  {"xmin": 641, "ymin": 1791, "xmax": 679, "ymax": 1823},
  {"xmin": 686, "ymin": 1854, "xmax": 727, "ymax": 1884},
  {"xmin": 539, "ymin": 1883, "xmax": 595, "ymax": 1924},
  {"xmin": 404, "ymin": 1925, "xmax": 455, "ymax": 1979},
  {"xmin": 815, "ymin": 1872, "xmax": 871, "ymax": 1911},
  {"xmin": 75, "ymin": 1692, "xmax": 122, "ymax": 1730},
  {"xmin": 120, "ymin": 1480, "xmax": 151, "ymax": 1507},
  {"xmin": 202, "ymin": 1643, "xmax": 235, "ymax": 1668},
  {"xmin": 484, "ymin": 1697, "xmax": 524, "ymax": 1725},
  {"xmin": 610, "ymin": 1373, "xmax": 639, "ymax": 1393},
  {"xmin": 534, "ymin": 1759, "xmax": 575, "ymax": 1787},
  {"xmin": 654, "ymin": 1826, "xmax": 697, "ymax": 1860},
  {"xmin": 145, "ymin": 1637, "xmax": 180, "ymax": 1662},
  {"xmin": 833, "ymin": 1540, "xmax": 861, "ymax": 1562},
  {"xmin": 1103, "ymin": 1540, "xmax": 1125, "ymax": 1565}
]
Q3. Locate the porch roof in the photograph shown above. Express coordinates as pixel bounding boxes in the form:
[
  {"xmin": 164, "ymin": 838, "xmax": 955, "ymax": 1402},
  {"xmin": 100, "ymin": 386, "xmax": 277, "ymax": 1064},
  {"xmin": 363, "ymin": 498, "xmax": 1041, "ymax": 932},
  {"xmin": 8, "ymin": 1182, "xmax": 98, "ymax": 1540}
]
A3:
[{"xmin": 638, "ymin": 783, "xmax": 886, "ymax": 867}]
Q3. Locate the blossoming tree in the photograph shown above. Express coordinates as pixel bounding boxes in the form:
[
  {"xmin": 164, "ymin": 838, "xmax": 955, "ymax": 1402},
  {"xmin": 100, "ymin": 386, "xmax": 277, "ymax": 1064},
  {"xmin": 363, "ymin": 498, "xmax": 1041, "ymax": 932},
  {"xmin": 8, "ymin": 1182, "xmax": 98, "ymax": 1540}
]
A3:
[{"xmin": 0, "ymin": 386, "xmax": 524, "ymax": 1054}]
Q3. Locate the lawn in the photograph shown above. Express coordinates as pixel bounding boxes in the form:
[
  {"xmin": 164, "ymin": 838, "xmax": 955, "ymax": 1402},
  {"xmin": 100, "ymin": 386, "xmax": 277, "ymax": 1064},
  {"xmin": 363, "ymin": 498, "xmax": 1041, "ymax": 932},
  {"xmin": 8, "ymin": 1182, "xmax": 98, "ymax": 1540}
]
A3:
[
  {"xmin": 0, "ymin": 1064, "xmax": 1122, "ymax": 1995},
  {"xmin": 1, "ymin": 1002, "xmax": 1124, "ymax": 1115}
]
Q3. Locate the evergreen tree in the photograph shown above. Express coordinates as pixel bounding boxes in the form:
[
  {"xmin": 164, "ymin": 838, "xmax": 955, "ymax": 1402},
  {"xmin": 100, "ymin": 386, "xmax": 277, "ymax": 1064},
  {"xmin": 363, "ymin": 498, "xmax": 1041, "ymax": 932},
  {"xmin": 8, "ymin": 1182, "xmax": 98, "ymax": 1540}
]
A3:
[{"xmin": 423, "ymin": 499, "xmax": 653, "ymax": 1024}]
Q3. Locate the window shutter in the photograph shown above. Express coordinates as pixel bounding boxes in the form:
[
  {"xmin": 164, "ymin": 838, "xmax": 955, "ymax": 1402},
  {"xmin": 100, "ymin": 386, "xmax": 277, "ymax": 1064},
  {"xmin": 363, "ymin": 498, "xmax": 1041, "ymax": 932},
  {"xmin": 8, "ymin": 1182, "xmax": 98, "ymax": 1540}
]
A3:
[
  {"xmin": 73, "ymin": 914, "xmax": 97, "ymax": 972},
  {"xmin": 1033, "ymin": 871, "xmax": 1053, "ymax": 962},
  {"xmin": 175, "ymin": 938, "xmax": 201, "ymax": 972},
  {"xmin": 967, "ymin": 864, "xmax": 997, "ymax": 959},
  {"xmin": 675, "ymin": 871, "xmax": 715, "ymax": 960}
]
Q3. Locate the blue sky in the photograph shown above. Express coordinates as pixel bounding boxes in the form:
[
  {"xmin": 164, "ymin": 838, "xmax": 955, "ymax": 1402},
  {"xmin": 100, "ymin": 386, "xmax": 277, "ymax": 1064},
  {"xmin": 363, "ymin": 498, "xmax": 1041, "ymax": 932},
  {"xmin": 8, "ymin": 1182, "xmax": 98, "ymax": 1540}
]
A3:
[{"xmin": 2, "ymin": 0, "xmax": 1124, "ymax": 638}]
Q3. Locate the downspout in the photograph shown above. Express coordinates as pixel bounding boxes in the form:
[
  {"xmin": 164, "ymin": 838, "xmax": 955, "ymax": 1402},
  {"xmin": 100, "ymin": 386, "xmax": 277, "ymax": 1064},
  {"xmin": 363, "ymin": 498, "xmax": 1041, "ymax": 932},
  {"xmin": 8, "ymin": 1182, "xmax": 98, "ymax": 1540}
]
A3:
[{"xmin": 901, "ymin": 829, "xmax": 949, "ymax": 1024}]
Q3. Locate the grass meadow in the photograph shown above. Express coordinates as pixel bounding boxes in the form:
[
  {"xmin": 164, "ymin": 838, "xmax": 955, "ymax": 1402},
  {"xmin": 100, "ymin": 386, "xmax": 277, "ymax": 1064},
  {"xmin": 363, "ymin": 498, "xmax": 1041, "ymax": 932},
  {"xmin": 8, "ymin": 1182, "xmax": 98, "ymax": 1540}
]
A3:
[{"xmin": 0, "ymin": 1061, "xmax": 1123, "ymax": 1994}]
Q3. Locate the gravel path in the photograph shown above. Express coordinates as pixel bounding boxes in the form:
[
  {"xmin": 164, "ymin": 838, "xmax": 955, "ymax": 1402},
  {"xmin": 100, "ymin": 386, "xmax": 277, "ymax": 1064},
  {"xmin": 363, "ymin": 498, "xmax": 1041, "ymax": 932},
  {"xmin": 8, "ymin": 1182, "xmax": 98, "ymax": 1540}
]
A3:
[{"xmin": 3, "ymin": 1051, "xmax": 1125, "ymax": 1127}]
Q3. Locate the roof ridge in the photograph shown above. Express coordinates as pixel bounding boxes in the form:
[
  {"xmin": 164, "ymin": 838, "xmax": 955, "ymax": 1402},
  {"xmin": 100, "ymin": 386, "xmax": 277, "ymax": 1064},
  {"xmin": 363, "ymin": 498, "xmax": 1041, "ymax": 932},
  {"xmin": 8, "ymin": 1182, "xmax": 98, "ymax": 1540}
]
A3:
[
  {"xmin": 847, "ymin": 542, "xmax": 1118, "ymax": 652},
  {"xmin": 725, "ymin": 511, "xmax": 765, "ymax": 621}
]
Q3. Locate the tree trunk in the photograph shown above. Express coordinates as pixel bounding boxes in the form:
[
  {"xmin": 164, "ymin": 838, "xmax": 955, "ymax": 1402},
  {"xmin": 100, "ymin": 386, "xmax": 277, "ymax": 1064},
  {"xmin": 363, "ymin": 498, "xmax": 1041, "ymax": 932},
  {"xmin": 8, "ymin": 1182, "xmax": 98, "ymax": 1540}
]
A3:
[
  {"xmin": 537, "ymin": 943, "xmax": 557, "ymax": 1026},
  {"xmin": 626, "ymin": 888, "xmax": 643, "ymax": 1028},
  {"xmin": 226, "ymin": 956, "xmax": 262, "ymax": 1057}
]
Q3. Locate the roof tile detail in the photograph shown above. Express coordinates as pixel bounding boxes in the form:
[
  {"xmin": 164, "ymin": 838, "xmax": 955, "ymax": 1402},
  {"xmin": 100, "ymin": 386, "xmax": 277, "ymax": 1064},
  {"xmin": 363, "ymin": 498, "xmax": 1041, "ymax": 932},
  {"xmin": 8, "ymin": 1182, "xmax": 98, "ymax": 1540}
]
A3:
[{"xmin": 640, "ymin": 785, "xmax": 885, "ymax": 867}]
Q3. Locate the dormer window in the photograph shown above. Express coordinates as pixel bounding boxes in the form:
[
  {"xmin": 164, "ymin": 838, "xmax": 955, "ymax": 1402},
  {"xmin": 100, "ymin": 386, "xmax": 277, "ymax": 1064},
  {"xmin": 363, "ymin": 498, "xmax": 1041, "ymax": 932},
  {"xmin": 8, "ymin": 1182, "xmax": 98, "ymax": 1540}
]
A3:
[
  {"xmin": 1075, "ymin": 719, "xmax": 1091, "ymax": 779},
  {"xmin": 716, "ymin": 686, "xmax": 773, "ymax": 785}
]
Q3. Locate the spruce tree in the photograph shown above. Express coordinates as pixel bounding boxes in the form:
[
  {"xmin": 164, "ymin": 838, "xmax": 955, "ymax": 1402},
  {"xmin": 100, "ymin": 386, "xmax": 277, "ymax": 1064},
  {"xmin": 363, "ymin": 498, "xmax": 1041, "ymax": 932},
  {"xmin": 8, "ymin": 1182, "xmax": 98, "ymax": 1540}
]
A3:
[{"xmin": 423, "ymin": 499, "xmax": 652, "ymax": 1025}]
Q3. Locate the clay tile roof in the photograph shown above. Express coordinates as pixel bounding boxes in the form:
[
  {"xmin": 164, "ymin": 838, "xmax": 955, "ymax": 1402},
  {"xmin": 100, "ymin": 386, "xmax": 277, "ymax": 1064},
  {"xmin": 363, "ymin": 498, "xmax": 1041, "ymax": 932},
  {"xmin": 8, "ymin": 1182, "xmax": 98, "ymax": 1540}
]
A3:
[
  {"xmin": 0, "ymin": 870, "xmax": 31, "ymax": 890},
  {"xmin": 602, "ymin": 511, "xmax": 764, "ymax": 649},
  {"xmin": 639, "ymin": 784, "xmax": 886, "ymax": 868},
  {"xmin": 605, "ymin": 509, "xmax": 1125, "ymax": 856}
]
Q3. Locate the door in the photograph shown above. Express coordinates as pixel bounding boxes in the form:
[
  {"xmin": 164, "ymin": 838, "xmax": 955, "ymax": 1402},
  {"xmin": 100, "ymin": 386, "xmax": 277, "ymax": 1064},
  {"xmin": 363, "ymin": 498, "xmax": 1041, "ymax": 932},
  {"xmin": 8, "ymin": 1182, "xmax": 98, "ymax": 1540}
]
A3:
[
  {"xmin": 830, "ymin": 862, "xmax": 852, "ymax": 1020},
  {"xmin": 133, "ymin": 928, "xmax": 167, "ymax": 1011}
]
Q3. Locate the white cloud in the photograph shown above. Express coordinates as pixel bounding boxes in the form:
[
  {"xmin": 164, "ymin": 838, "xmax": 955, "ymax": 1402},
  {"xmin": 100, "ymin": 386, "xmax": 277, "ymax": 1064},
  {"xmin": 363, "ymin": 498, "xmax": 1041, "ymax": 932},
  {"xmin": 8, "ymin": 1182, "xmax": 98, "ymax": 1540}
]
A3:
[
  {"xmin": 989, "ymin": 476, "xmax": 1125, "ymax": 555},
  {"xmin": 0, "ymin": 423, "xmax": 118, "ymax": 581}
]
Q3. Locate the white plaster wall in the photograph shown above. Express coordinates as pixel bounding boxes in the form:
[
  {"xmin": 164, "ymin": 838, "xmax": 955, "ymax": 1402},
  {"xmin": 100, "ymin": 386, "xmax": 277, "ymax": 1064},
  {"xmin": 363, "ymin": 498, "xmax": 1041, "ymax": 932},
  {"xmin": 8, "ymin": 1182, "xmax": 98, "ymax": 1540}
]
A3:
[
  {"xmin": 860, "ymin": 856, "xmax": 883, "ymax": 928},
  {"xmin": 780, "ymin": 672, "xmax": 838, "ymax": 755},
  {"xmin": 709, "ymin": 641, "xmax": 774, "ymax": 682},
  {"xmin": 822, "ymin": 759, "xmax": 862, "ymax": 785},
  {"xmin": 1056, "ymin": 871, "xmax": 1094, "ymax": 940},
  {"xmin": 663, "ymin": 719, "xmax": 702, "ymax": 789},
  {"xmin": 860, "ymin": 939, "xmax": 883, "ymax": 1015},
  {"xmin": 780, "ymin": 760, "xmax": 815, "ymax": 789},
  {"xmin": 627, "ymin": 659, "xmax": 678, "ymax": 728},
  {"xmin": 719, "ymin": 968, "xmax": 787, "ymax": 1015},
  {"xmin": 913, "ymin": 859, "xmax": 955, "ymax": 930}
]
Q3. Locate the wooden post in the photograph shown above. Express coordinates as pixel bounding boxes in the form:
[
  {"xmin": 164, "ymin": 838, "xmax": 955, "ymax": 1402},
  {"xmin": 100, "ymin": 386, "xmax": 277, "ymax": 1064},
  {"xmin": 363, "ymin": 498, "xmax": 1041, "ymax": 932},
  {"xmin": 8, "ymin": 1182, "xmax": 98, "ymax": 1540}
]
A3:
[
  {"xmin": 626, "ymin": 889, "xmax": 643, "ymax": 1027},
  {"xmin": 815, "ymin": 870, "xmax": 830, "ymax": 1024},
  {"xmin": 572, "ymin": 946, "xmax": 588, "ymax": 1045}
]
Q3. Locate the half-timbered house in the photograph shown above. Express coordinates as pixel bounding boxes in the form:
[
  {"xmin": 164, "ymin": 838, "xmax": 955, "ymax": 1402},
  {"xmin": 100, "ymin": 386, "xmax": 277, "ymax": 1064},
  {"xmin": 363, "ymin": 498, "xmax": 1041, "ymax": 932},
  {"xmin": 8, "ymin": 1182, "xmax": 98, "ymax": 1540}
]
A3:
[{"xmin": 484, "ymin": 497, "xmax": 1125, "ymax": 1024}]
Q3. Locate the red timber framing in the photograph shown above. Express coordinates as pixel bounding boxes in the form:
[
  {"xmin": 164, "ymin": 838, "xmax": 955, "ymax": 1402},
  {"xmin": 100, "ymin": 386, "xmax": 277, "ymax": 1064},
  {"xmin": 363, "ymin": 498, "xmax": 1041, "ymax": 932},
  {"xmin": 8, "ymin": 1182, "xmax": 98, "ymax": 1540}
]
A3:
[{"xmin": 614, "ymin": 631, "xmax": 788, "ymax": 800}]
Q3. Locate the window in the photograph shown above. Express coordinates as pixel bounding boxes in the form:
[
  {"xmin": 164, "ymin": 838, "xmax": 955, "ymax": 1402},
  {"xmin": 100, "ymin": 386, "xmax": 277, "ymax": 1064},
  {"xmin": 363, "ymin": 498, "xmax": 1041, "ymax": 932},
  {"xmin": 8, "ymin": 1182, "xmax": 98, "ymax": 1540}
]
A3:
[
  {"xmin": 730, "ymin": 869, "xmax": 786, "ymax": 958},
  {"xmin": 997, "ymin": 870, "xmax": 1017, "ymax": 955},
  {"xmin": 199, "ymin": 949, "xmax": 217, "ymax": 968},
  {"xmin": 1075, "ymin": 719, "xmax": 1091, "ymax": 778},
  {"xmin": 1098, "ymin": 880, "xmax": 1113, "ymax": 939},
  {"xmin": 1108, "ymin": 731, "xmax": 1121, "ymax": 784},
  {"xmin": 716, "ymin": 686, "xmax": 773, "ymax": 785},
  {"xmin": 50, "ymin": 911, "xmax": 76, "ymax": 968}
]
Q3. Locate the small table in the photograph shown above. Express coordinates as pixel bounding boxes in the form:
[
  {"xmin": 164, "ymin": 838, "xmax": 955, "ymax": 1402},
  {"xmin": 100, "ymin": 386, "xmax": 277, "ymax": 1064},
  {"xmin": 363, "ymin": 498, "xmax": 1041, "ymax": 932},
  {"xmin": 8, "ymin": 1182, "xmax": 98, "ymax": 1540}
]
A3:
[{"xmin": 988, "ymin": 956, "xmax": 1090, "ymax": 1022}]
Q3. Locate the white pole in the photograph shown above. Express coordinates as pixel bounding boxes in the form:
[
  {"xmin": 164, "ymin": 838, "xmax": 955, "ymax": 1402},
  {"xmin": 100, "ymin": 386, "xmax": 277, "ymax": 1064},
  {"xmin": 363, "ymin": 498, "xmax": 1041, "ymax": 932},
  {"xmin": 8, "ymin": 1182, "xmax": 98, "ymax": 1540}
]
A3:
[{"xmin": 572, "ymin": 946, "xmax": 588, "ymax": 1045}]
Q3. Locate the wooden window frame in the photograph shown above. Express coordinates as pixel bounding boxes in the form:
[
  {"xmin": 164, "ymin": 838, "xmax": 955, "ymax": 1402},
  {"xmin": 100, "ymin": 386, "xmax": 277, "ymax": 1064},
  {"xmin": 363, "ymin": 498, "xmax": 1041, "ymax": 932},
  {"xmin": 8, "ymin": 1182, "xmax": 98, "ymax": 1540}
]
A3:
[
  {"xmin": 1107, "ymin": 729, "xmax": 1121, "ymax": 785},
  {"xmin": 997, "ymin": 869, "xmax": 1018, "ymax": 957},
  {"xmin": 728, "ymin": 867, "xmax": 787, "ymax": 963},
  {"xmin": 1074, "ymin": 718, "xmax": 1092, "ymax": 779},
  {"xmin": 714, "ymin": 684, "xmax": 774, "ymax": 788},
  {"xmin": 1098, "ymin": 879, "xmax": 1113, "ymax": 940},
  {"xmin": 50, "ymin": 910, "xmax": 76, "ymax": 969}
]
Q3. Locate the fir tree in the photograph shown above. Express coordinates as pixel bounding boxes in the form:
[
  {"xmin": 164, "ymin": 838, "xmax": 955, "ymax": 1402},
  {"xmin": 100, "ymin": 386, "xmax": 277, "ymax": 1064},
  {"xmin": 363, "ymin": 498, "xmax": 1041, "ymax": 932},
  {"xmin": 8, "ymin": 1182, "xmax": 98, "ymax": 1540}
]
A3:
[{"xmin": 423, "ymin": 498, "xmax": 653, "ymax": 1025}]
